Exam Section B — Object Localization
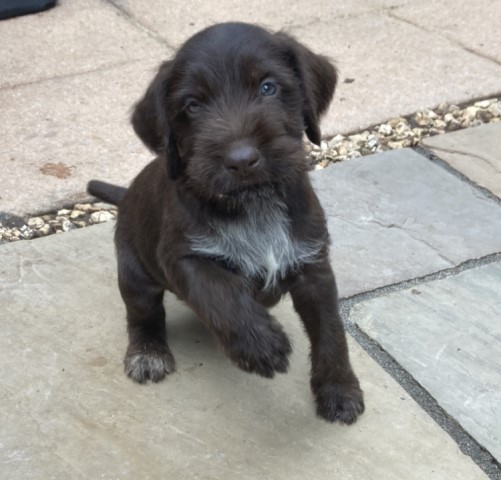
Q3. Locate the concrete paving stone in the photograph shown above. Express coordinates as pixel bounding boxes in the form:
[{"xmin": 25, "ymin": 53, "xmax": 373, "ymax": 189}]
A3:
[
  {"xmin": 0, "ymin": 223, "xmax": 487, "ymax": 479},
  {"xmin": 350, "ymin": 260, "xmax": 501, "ymax": 462},
  {"xmin": 389, "ymin": 0, "xmax": 501, "ymax": 64},
  {"xmin": 287, "ymin": 12, "xmax": 501, "ymax": 136},
  {"xmin": 421, "ymin": 123, "xmax": 501, "ymax": 199},
  {"xmin": 110, "ymin": 0, "xmax": 372, "ymax": 47},
  {"xmin": 363, "ymin": 0, "xmax": 408, "ymax": 7},
  {"xmin": 0, "ymin": 59, "xmax": 170, "ymax": 216},
  {"xmin": 310, "ymin": 149, "xmax": 501, "ymax": 297},
  {"xmin": 0, "ymin": 0, "xmax": 166, "ymax": 89}
]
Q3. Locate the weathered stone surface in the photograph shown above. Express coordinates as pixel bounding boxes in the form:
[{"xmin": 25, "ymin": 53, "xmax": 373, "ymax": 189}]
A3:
[
  {"xmin": 288, "ymin": 13, "xmax": 501, "ymax": 137},
  {"xmin": 0, "ymin": 223, "xmax": 486, "ymax": 479},
  {"xmin": 390, "ymin": 0, "xmax": 501, "ymax": 64},
  {"xmin": 350, "ymin": 261, "xmax": 501, "ymax": 461},
  {"xmin": 422, "ymin": 123, "xmax": 501, "ymax": 198},
  {"xmin": 311, "ymin": 149, "xmax": 501, "ymax": 297},
  {"xmin": 0, "ymin": 0, "xmax": 166, "ymax": 89},
  {"xmin": 0, "ymin": 60, "xmax": 164, "ymax": 216},
  {"xmin": 109, "ymin": 0, "xmax": 371, "ymax": 45}
]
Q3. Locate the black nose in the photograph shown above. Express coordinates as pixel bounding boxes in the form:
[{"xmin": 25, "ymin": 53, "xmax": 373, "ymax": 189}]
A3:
[{"xmin": 224, "ymin": 143, "xmax": 260, "ymax": 174}]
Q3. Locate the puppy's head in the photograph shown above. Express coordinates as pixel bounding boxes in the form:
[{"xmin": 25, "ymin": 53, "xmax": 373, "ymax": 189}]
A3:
[{"xmin": 132, "ymin": 22, "xmax": 337, "ymax": 205}]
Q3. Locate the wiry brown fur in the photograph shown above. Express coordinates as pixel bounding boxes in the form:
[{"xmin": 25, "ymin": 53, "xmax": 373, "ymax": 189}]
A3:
[{"xmin": 87, "ymin": 22, "xmax": 364, "ymax": 424}]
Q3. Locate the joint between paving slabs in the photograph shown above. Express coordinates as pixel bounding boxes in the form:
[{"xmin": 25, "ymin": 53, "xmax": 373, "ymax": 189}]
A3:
[
  {"xmin": 414, "ymin": 146, "xmax": 501, "ymax": 207},
  {"xmin": 103, "ymin": 0, "xmax": 174, "ymax": 49},
  {"xmin": 384, "ymin": 10, "xmax": 501, "ymax": 70},
  {"xmin": 340, "ymin": 252, "xmax": 501, "ymax": 479},
  {"xmin": 341, "ymin": 251, "xmax": 501, "ymax": 307},
  {"xmin": 342, "ymin": 307, "xmax": 501, "ymax": 479}
]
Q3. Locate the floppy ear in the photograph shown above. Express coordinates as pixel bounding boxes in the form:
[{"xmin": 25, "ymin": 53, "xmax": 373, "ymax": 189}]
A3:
[
  {"xmin": 275, "ymin": 33, "xmax": 337, "ymax": 145},
  {"xmin": 131, "ymin": 61, "xmax": 182, "ymax": 179}
]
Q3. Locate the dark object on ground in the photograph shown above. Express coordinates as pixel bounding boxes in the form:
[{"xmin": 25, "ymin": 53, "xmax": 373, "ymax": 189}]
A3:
[
  {"xmin": 87, "ymin": 22, "xmax": 364, "ymax": 424},
  {"xmin": 0, "ymin": 212, "xmax": 26, "ymax": 229},
  {"xmin": 0, "ymin": 0, "xmax": 56, "ymax": 20},
  {"xmin": 87, "ymin": 180, "xmax": 127, "ymax": 206}
]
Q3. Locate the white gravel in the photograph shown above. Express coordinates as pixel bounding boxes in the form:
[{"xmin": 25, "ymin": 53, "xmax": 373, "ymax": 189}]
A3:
[{"xmin": 307, "ymin": 96, "xmax": 501, "ymax": 169}]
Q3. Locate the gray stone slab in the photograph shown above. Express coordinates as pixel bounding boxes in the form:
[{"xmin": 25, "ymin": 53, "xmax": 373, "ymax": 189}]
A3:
[
  {"xmin": 288, "ymin": 12, "xmax": 501, "ymax": 137},
  {"xmin": 390, "ymin": 0, "xmax": 501, "ymax": 64},
  {"xmin": 111, "ymin": 0, "xmax": 372, "ymax": 46},
  {"xmin": 0, "ymin": 60, "xmax": 166, "ymax": 216},
  {"xmin": 422, "ymin": 123, "xmax": 501, "ymax": 198},
  {"xmin": 311, "ymin": 149, "xmax": 501, "ymax": 297},
  {"xmin": 350, "ymin": 261, "xmax": 501, "ymax": 461},
  {"xmin": 0, "ymin": 223, "xmax": 487, "ymax": 479},
  {"xmin": 0, "ymin": 0, "xmax": 166, "ymax": 89}
]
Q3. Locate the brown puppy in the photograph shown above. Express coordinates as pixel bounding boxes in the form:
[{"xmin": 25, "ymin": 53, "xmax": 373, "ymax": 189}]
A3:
[{"xmin": 88, "ymin": 22, "xmax": 364, "ymax": 424}]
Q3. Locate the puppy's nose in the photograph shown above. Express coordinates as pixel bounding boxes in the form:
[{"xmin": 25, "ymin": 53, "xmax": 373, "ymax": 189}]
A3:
[{"xmin": 224, "ymin": 143, "xmax": 260, "ymax": 174}]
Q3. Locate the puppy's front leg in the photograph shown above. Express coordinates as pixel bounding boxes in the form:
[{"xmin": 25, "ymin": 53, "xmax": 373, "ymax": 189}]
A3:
[
  {"xmin": 290, "ymin": 259, "xmax": 365, "ymax": 424},
  {"xmin": 118, "ymin": 243, "xmax": 176, "ymax": 384},
  {"xmin": 169, "ymin": 257, "xmax": 292, "ymax": 377}
]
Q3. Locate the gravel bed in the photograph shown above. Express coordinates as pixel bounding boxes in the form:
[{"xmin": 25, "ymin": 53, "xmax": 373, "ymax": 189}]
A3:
[
  {"xmin": 307, "ymin": 96, "xmax": 501, "ymax": 169},
  {"xmin": 0, "ymin": 203, "xmax": 117, "ymax": 244},
  {"xmin": 1, "ymin": 96, "xmax": 500, "ymax": 244}
]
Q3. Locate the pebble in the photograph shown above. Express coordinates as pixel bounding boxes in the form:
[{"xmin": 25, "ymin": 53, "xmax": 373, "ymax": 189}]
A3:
[
  {"xmin": 395, "ymin": 121, "xmax": 409, "ymax": 136},
  {"xmin": 435, "ymin": 102, "xmax": 450, "ymax": 115},
  {"xmin": 70, "ymin": 210, "xmax": 85, "ymax": 219},
  {"xmin": 90, "ymin": 211, "xmax": 115, "ymax": 224},
  {"xmin": 474, "ymin": 100, "xmax": 492, "ymax": 108},
  {"xmin": 27, "ymin": 217, "xmax": 44, "ymax": 229},
  {"xmin": 377, "ymin": 124, "xmax": 392, "ymax": 136},
  {"xmin": 488, "ymin": 101, "xmax": 501, "ymax": 116},
  {"xmin": 62, "ymin": 220, "xmax": 76, "ymax": 232},
  {"xmin": 38, "ymin": 224, "xmax": 51, "ymax": 236},
  {"xmin": 328, "ymin": 134, "xmax": 344, "ymax": 148},
  {"xmin": 350, "ymin": 134, "xmax": 367, "ymax": 145},
  {"xmin": 367, "ymin": 135, "xmax": 379, "ymax": 149},
  {"xmin": 414, "ymin": 111, "xmax": 433, "ymax": 126}
]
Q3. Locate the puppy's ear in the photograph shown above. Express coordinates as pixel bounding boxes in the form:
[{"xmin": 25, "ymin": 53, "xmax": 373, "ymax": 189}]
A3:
[
  {"xmin": 131, "ymin": 61, "xmax": 182, "ymax": 179},
  {"xmin": 275, "ymin": 33, "xmax": 337, "ymax": 145}
]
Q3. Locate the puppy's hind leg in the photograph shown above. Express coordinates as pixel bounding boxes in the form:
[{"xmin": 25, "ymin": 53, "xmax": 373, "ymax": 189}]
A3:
[{"xmin": 117, "ymin": 244, "xmax": 175, "ymax": 383}]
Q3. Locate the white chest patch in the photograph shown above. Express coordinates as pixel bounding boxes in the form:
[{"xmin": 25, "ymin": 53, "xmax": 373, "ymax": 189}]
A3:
[{"xmin": 189, "ymin": 194, "xmax": 322, "ymax": 289}]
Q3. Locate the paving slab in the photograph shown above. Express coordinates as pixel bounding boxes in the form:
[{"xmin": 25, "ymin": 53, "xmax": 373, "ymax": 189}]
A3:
[
  {"xmin": 0, "ymin": 223, "xmax": 487, "ymax": 479},
  {"xmin": 0, "ymin": 0, "xmax": 166, "ymax": 89},
  {"xmin": 389, "ymin": 0, "xmax": 501, "ymax": 64},
  {"xmin": 310, "ymin": 149, "xmax": 501, "ymax": 297},
  {"xmin": 350, "ymin": 260, "xmax": 501, "ymax": 462},
  {"xmin": 0, "ymin": 60, "xmax": 168, "ymax": 216},
  {"xmin": 111, "ymin": 0, "xmax": 372, "ymax": 47},
  {"xmin": 422, "ymin": 123, "xmax": 501, "ymax": 198},
  {"xmin": 288, "ymin": 12, "xmax": 501, "ymax": 136}
]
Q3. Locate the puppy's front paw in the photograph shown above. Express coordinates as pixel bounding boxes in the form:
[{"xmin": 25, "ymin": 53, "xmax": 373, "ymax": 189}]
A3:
[
  {"xmin": 228, "ymin": 318, "xmax": 292, "ymax": 378},
  {"xmin": 124, "ymin": 344, "xmax": 176, "ymax": 384},
  {"xmin": 313, "ymin": 380, "xmax": 365, "ymax": 425}
]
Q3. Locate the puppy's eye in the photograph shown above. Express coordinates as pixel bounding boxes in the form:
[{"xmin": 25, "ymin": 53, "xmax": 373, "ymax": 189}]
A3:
[
  {"xmin": 185, "ymin": 99, "xmax": 201, "ymax": 114},
  {"xmin": 260, "ymin": 81, "xmax": 277, "ymax": 97}
]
